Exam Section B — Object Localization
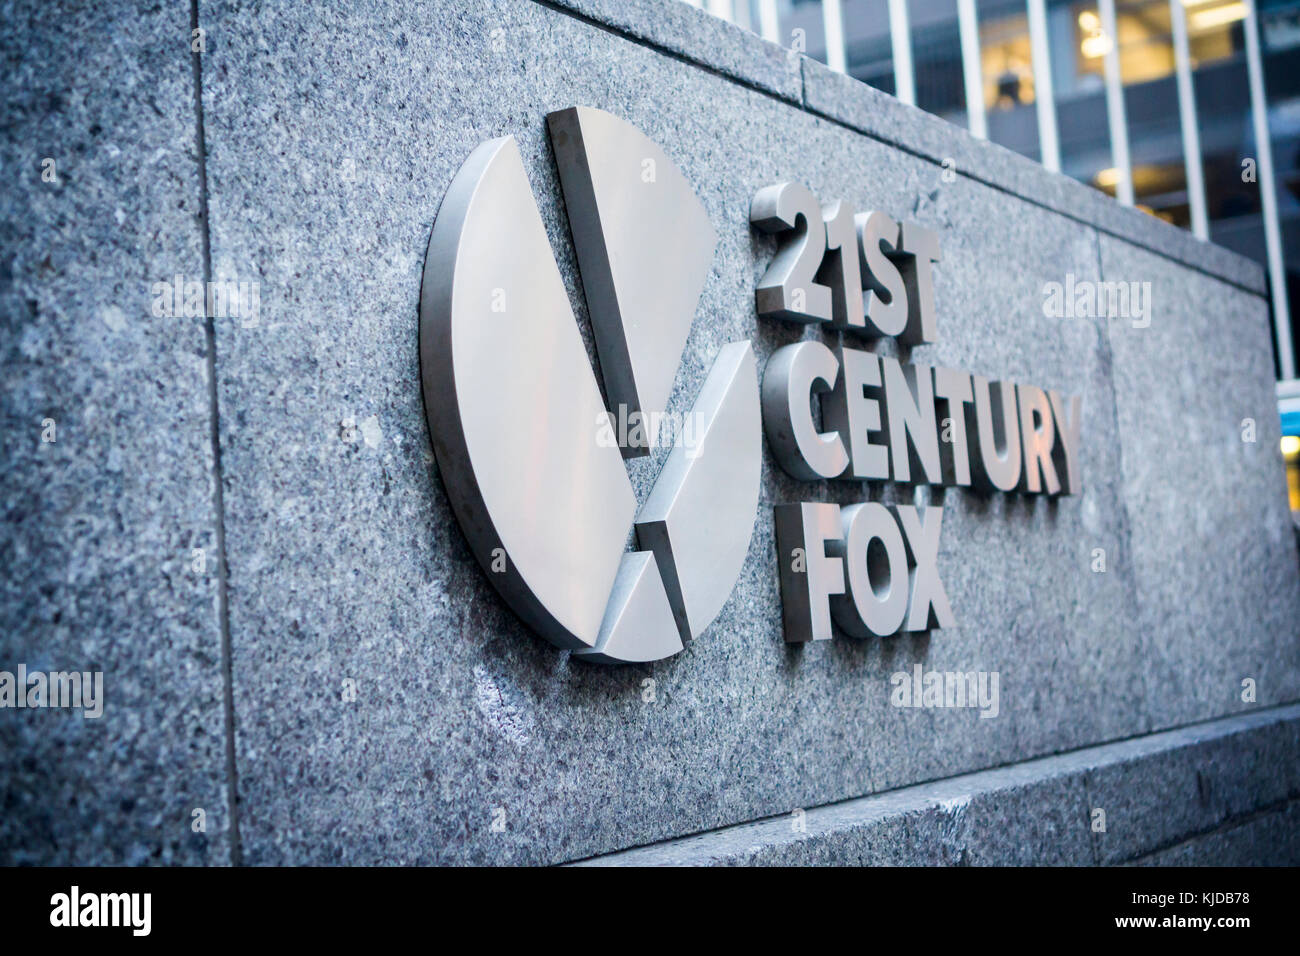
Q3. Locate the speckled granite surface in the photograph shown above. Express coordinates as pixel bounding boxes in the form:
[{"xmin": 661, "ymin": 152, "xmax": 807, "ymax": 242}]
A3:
[
  {"xmin": 0, "ymin": 1, "xmax": 230, "ymax": 864},
  {"xmin": 577, "ymin": 704, "xmax": 1300, "ymax": 865}
]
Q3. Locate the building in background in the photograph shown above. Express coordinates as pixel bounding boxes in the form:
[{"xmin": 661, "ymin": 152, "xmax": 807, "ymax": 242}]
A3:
[{"xmin": 695, "ymin": 0, "xmax": 1300, "ymax": 518}]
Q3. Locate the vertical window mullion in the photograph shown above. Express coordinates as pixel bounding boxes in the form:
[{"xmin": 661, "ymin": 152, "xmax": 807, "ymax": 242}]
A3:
[
  {"xmin": 1098, "ymin": 0, "xmax": 1135, "ymax": 206},
  {"xmin": 890, "ymin": 0, "xmax": 917, "ymax": 105},
  {"xmin": 757, "ymin": 0, "xmax": 781, "ymax": 43},
  {"xmin": 705, "ymin": 0, "xmax": 734, "ymax": 20},
  {"xmin": 1243, "ymin": 0, "xmax": 1295, "ymax": 379},
  {"xmin": 824, "ymin": 0, "xmax": 848, "ymax": 73},
  {"xmin": 1027, "ymin": 0, "xmax": 1061, "ymax": 171},
  {"xmin": 1169, "ymin": 0, "xmax": 1208, "ymax": 237}
]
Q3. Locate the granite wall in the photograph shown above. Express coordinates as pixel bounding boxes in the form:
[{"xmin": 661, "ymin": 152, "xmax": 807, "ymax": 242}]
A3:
[{"xmin": 2, "ymin": 0, "xmax": 1297, "ymax": 865}]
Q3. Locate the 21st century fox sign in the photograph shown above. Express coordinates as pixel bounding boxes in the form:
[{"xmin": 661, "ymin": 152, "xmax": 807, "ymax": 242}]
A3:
[{"xmin": 421, "ymin": 107, "xmax": 1082, "ymax": 664}]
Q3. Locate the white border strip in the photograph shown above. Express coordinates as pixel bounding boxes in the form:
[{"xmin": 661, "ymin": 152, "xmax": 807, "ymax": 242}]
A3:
[{"xmin": 958, "ymin": 0, "xmax": 987, "ymax": 138}]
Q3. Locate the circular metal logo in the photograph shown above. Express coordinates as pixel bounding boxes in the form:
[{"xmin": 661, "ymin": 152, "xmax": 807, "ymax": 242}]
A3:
[{"xmin": 420, "ymin": 107, "xmax": 760, "ymax": 663}]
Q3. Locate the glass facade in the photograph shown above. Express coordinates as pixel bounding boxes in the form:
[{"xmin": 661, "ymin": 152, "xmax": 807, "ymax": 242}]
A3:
[
  {"xmin": 912, "ymin": 0, "xmax": 971, "ymax": 126},
  {"xmin": 1114, "ymin": 0, "xmax": 1192, "ymax": 224},
  {"xmin": 842, "ymin": 0, "xmax": 900, "ymax": 95},
  {"xmin": 980, "ymin": 0, "xmax": 1044, "ymax": 159},
  {"xmin": 1048, "ymin": 0, "xmax": 1115, "ymax": 189}
]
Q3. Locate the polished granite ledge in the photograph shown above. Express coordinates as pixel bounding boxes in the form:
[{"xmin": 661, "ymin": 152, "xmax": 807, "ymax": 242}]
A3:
[
  {"xmin": 574, "ymin": 703, "xmax": 1300, "ymax": 865},
  {"xmin": 540, "ymin": 0, "xmax": 804, "ymax": 103}
]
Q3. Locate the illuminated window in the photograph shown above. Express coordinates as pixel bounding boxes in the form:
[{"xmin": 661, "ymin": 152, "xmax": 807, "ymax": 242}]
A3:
[{"xmin": 979, "ymin": 0, "xmax": 1041, "ymax": 162}]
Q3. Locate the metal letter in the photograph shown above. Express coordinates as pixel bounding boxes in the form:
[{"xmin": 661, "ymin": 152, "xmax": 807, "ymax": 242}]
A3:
[
  {"xmin": 774, "ymin": 503, "xmax": 845, "ymax": 643},
  {"xmin": 830, "ymin": 502, "xmax": 910, "ymax": 637},
  {"xmin": 966, "ymin": 375, "xmax": 1022, "ymax": 493},
  {"xmin": 896, "ymin": 221, "xmax": 942, "ymax": 345},
  {"xmin": 1017, "ymin": 383, "xmax": 1061, "ymax": 495},
  {"xmin": 896, "ymin": 505, "xmax": 955, "ymax": 632},
  {"xmin": 762, "ymin": 341, "xmax": 849, "ymax": 481},
  {"xmin": 882, "ymin": 357, "xmax": 943, "ymax": 485},
  {"xmin": 933, "ymin": 367, "xmax": 974, "ymax": 487},
  {"xmin": 751, "ymin": 182, "xmax": 833, "ymax": 324},
  {"xmin": 1048, "ymin": 390, "xmax": 1083, "ymax": 496},
  {"xmin": 856, "ymin": 210, "xmax": 909, "ymax": 338},
  {"xmin": 822, "ymin": 199, "xmax": 865, "ymax": 330},
  {"xmin": 823, "ymin": 345, "xmax": 890, "ymax": 481}
]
